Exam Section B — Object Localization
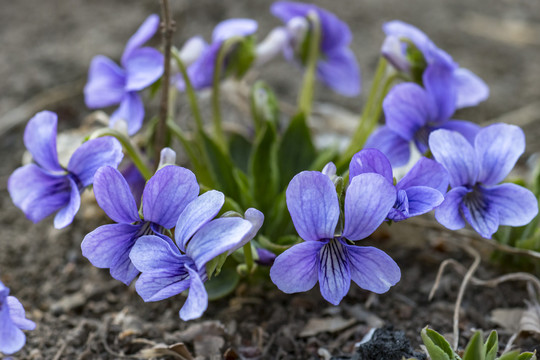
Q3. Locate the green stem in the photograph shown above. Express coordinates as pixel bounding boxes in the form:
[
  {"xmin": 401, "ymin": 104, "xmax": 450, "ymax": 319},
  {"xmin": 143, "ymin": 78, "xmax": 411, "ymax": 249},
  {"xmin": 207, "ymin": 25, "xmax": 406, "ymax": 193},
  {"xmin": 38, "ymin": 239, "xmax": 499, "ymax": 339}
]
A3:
[
  {"xmin": 89, "ymin": 128, "xmax": 152, "ymax": 180},
  {"xmin": 212, "ymin": 37, "xmax": 243, "ymax": 152},
  {"xmin": 171, "ymin": 48, "xmax": 204, "ymax": 134},
  {"xmin": 337, "ymin": 57, "xmax": 390, "ymax": 169},
  {"xmin": 167, "ymin": 121, "xmax": 214, "ymax": 187},
  {"xmin": 243, "ymin": 243, "xmax": 254, "ymax": 274},
  {"xmin": 297, "ymin": 12, "xmax": 321, "ymax": 116}
]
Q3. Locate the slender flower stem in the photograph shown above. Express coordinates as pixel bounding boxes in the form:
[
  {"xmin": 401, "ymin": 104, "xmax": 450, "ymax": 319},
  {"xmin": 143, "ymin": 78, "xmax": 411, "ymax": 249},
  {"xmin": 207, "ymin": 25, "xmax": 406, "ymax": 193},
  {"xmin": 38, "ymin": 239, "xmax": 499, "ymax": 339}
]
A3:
[
  {"xmin": 171, "ymin": 48, "xmax": 204, "ymax": 134},
  {"xmin": 155, "ymin": 0, "xmax": 175, "ymax": 170},
  {"xmin": 167, "ymin": 121, "xmax": 215, "ymax": 187},
  {"xmin": 243, "ymin": 243, "xmax": 254, "ymax": 274},
  {"xmin": 212, "ymin": 36, "xmax": 242, "ymax": 152},
  {"xmin": 337, "ymin": 57, "xmax": 390, "ymax": 169},
  {"xmin": 297, "ymin": 12, "xmax": 321, "ymax": 116},
  {"xmin": 89, "ymin": 128, "xmax": 153, "ymax": 180}
]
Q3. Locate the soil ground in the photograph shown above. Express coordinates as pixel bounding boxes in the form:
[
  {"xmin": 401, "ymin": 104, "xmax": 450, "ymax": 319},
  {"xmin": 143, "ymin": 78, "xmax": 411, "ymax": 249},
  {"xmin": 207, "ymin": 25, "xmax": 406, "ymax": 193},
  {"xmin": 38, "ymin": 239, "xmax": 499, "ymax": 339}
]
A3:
[{"xmin": 1, "ymin": 1, "xmax": 540, "ymax": 359}]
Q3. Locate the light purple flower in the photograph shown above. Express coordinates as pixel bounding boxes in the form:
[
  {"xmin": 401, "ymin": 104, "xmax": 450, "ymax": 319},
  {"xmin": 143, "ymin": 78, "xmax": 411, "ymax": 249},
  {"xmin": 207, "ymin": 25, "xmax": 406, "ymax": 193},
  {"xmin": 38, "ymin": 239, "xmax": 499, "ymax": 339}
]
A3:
[
  {"xmin": 350, "ymin": 149, "xmax": 448, "ymax": 222},
  {"xmin": 429, "ymin": 124, "xmax": 538, "ymax": 238},
  {"xmin": 270, "ymin": 169, "xmax": 400, "ymax": 305},
  {"xmin": 8, "ymin": 111, "xmax": 123, "ymax": 229},
  {"xmin": 0, "ymin": 281, "xmax": 35, "ymax": 355},
  {"xmin": 382, "ymin": 20, "xmax": 489, "ymax": 109},
  {"xmin": 129, "ymin": 190, "xmax": 264, "ymax": 320},
  {"xmin": 81, "ymin": 165, "xmax": 199, "ymax": 285},
  {"xmin": 84, "ymin": 15, "xmax": 164, "ymax": 135},
  {"xmin": 271, "ymin": 1, "xmax": 360, "ymax": 97},
  {"xmin": 175, "ymin": 19, "xmax": 258, "ymax": 91},
  {"xmin": 365, "ymin": 62, "xmax": 480, "ymax": 167}
]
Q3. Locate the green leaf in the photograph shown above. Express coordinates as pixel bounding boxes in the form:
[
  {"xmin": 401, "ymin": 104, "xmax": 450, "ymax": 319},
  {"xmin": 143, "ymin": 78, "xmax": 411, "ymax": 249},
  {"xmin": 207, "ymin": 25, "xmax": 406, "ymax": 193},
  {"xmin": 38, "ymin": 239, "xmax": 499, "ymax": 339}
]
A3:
[
  {"xmin": 463, "ymin": 331, "xmax": 485, "ymax": 360},
  {"xmin": 232, "ymin": 168, "xmax": 253, "ymax": 209},
  {"xmin": 249, "ymin": 120, "xmax": 279, "ymax": 213},
  {"xmin": 250, "ymin": 81, "xmax": 280, "ymax": 134},
  {"xmin": 498, "ymin": 352, "xmax": 519, "ymax": 360},
  {"xmin": 484, "ymin": 331, "xmax": 498, "ymax": 360},
  {"xmin": 229, "ymin": 132, "xmax": 252, "ymax": 173},
  {"xmin": 206, "ymin": 253, "xmax": 228, "ymax": 279},
  {"xmin": 201, "ymin": 131, "xmax": 240, "ymax": 199},
  {"xmin": 421, "ymin": 327, "xmax": 457, "ymax": 360},
  {"xmin": 277, "ymin": 112, "xmax": 316, "ymax": 190},
  {"xmin": 516, "ymin": 353, "xmax": 536, "ymax": 360},
  {"xmin": 226, "ymin": 35, "xmax": 256, "ymax": 79},
  {"xmin": 204, "ymin": 262, "xmax": 240, "ymax": 301}
]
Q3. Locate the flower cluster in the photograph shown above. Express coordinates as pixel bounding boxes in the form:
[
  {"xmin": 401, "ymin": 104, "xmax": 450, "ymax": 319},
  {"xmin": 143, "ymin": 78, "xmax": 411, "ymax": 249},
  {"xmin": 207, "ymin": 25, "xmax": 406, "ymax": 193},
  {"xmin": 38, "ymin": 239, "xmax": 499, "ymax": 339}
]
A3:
[
  {"xmin": 8, "ymin": 111, "xmax": 123, "ymax": 229},
  {"xmin": 6, "ymin": 3, "xmax": 540, "ymax": 356},
  {"xmin": 84, "ymin": 15, "xmax": 164, "ymax": 135}
]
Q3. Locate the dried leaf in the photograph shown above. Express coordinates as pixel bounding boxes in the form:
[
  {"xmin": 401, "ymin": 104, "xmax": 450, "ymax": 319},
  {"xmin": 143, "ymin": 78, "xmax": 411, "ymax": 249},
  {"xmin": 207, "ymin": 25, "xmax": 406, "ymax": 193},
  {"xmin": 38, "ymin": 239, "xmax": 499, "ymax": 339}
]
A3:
[
  {"xmin": 176, "ymin": 321, "xmax": 227, "ymax": 342},
  {"xmin": 520, "ymin": 302, "xmax": 540, "ymax": 335},
  {"xmin": 138, "ymin": 342, "xmax": 194, "ymax": 360},
  {"xmin": 299, "ymin": 316, "xmax": 356, "ymax": 338},
  {"xmin": 194, "ymin": 335, "xmax": 225, "ymax": 359},
  {"xmin": 490, "ymin": 308, "xmax": 524, "ymax": 333}
]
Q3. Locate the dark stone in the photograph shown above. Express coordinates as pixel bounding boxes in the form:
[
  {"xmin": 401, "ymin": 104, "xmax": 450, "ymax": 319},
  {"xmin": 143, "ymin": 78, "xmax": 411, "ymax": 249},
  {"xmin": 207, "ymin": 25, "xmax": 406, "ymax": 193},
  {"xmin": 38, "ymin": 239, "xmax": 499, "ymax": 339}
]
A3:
[{"xmin": 331, "ymin": 326, "xmax": 426, "ymax": 360}]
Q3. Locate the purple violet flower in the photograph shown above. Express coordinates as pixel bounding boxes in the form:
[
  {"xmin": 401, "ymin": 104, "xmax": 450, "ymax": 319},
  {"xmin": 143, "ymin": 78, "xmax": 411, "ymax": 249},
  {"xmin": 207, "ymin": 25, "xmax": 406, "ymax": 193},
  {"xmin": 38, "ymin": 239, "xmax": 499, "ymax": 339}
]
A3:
[
  {"xmin": 350, "ymin": 149, "xmax": 448, "ymax": 222},
  {"xmin": 429, "ymin": 124, "xmax": 538, "ymax": 238},
  {"xmin": 84, "ymin": 14, "xmax": 164, "ymax": 135},
  {"xmin": 8, "ymin": 111, "xmax": 123, "ymax": 229},
  {"xmin": 0, "ymin": 281, "xmax": 35, "ymax": 355},
  {"xmin": 270, "ymin": 169, "xmax": 400, "ymax": 305},
  {"xmin": 365, "ymin": 62, "xmax": 480, "ymax": 167},
  {"xmin": 129, "ymin": 190, "xmax": 264, "ymax": 321},
  {"xmin": 382, "ymin": 20, "xmax": 489, "ymax": 109},
  {"xmin": 81, "ymin": 165, "xmax": 199, "ymax": 285},
  {"xmin": 175, "ymin": 19, "xmax": 258, "ymax": 91},
  {"xmin": 271, "ymin": 1, "xmax": 361, "ymax": 97}
]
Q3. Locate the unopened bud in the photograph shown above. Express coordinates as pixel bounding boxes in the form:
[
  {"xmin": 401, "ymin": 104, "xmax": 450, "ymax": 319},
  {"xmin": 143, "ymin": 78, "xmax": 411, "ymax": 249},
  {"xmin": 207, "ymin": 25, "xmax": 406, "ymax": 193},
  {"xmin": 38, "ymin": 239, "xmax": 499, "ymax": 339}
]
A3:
[
  {"xmin": 381, "ymin": 35, "xmax": 410, "ymax": 72},
  {"xmin": 158, "ymin": 147, "xmax": 176, "ymax": 169},
  {"xmin": 178, "ymin": 36, "xmax": 207, "ymax": 67},
  {"xmin": 255, "ymin": 27, "xmax": 288, "ymax": 66}
]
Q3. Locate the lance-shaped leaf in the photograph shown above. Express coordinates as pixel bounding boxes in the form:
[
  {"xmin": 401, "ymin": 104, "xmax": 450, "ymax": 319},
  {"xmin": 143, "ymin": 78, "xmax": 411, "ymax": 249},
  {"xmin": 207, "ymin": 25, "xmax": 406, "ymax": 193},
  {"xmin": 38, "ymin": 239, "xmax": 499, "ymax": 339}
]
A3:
[
  {"xmin": 421, "ymin": 327, "xmax": 458, "ymax": 360},
  {"xmin": 249, "ymin": 120, "xmax": 279, "ymax": 213},
  {"xmin": 278, "ymin": 112, "xmax": 316, "ymax": 190}
]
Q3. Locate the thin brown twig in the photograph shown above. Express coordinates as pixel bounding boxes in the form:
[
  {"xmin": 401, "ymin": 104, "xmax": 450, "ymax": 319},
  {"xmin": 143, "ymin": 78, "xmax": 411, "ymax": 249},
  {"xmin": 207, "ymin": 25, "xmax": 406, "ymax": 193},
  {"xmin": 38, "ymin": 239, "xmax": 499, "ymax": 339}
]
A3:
[
  {"xmin": 430, "ymin": 247, "xmax": 540, "ymax": 351},
  {"xmin": 430, "ymin": 259, "xmax": 540, "ymax": 301},
  {"xmin": 155, "ymin": 0, "xmax": 175, "ymax": 168},
  {"xmin": 407, "ymin": 217, "xmax": 540, "ymax": 261}
]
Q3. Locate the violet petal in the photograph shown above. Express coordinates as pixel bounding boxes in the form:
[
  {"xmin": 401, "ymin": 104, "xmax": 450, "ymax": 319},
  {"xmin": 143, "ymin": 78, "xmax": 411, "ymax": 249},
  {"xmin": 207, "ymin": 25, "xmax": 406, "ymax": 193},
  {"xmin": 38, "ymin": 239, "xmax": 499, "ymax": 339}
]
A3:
[
  {"xmin": 175, "ymin": 190, "xmax": 224, "ymax": 252},
  {"xmin": 434, "ymin": 186, "xmax": 469, "ymax": 231},
  {"xmin": 67, "ymin": 137, "xmax": 123, "ymax": 187},
  {"xmin": 179, "ymin": 266, "xmax": 208, "ymax": 321},
  {"xmin": 23, "ymin": 111, "xmax": 63, "ymax": 173},
  {"xmin": 483, "ymin": 183, "xmax": 538, "ymax": 227},
  {"xmin": 286, "ymin": 171, "xmax": 339, "ymax": 242},
  {"xmin": 364, "ymin": 126, "xmax": 411, "ymax": 168},
  {"xmin": 349, "ymin": 148, "xmax": 393, "ymax": 184},
  {"xmin": 270, "ymin": 240, "xmax": 324, "ymax": 293},
  {"xmin": 344, "ymin": 243, "xmax": 400, "ymax": 294},
  {"xmin": 318, "ymin": 239, "xmax": 351, "ymax": 305},
  {"xmin": 124, "ymin": 47, "xmax": 164, "ymax": 91},
  {"xmin": 84, "ymin": 56, "xmax": 126, "ymax": 108},
  {"xmin": 92, "ymin": 166, "xmax": 140, "ymax": 224},
  {"xmin": 142, "ymin": 165, "xmax": 199, "ymax": 229},
  {"xmin": 110, "ymin": 92, "xmax": 144, "ymax": 136},
  {"xmin": 475, "ymin": 124, "xmax": 525, "ymax": 186},
  {"xmin": 429, "ymin": 129, "xmax": 479, "ymax": 187},
  {"xmin": 343, "ymin": 173, "xmax": 396, "ymax": 241}
]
